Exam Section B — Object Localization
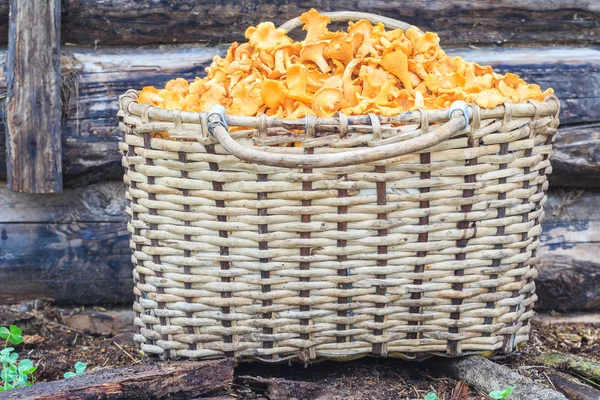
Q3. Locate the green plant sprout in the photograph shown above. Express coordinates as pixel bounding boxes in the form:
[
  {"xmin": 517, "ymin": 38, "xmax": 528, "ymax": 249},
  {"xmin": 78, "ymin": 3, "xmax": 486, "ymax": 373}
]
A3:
[
  {"xmin": 489, "ymin": 386, "xmax": 514, "ymax": 399},
  {"xmin": 0, "ymin": 325, "xmax": 36, "ymax": 392},
  {"xmin": 424, "ymin": 392, "xmax": 440, "ymax": 400},
  {"xmin": 64, "ymin": 361, "xmax": 87, "ymax": 379}
]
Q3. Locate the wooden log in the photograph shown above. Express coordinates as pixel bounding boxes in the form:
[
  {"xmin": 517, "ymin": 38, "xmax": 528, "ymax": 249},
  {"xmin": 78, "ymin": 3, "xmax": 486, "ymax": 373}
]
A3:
[
  {"xmin": 0, "ymin": 0, "xmax": 586, "ymax": 48},
  {"xmin": 0, "ymin": 222, "xmax": 133, "ymax": 305},
  {"xmin": 550, "ymin": 124, "xmax": 600, "ymax": 187},
  {"xmin": 5, "ymin": 0, "xmax": 62, "ymax": 193},
  {"xmin": 547, "ymin": 372, "xmax": 600, "ymax": 400},
  {"xmin": 0, "ymin": 359, "xmax": 235, "ymax": 400},
  {"xmin": 0, "ymin": 180, "xmax": 132, "ymax": 305},
  {"xmin": 430, "ymin": 356, "xmax": 567, "ymax": 400},
  {"xmin": 0, "ymin": 180, "xmax": 126, "ymax": 223},
  {"xmin": 535, "ymin": 189, "xmax": 600, "ymax": 311}
]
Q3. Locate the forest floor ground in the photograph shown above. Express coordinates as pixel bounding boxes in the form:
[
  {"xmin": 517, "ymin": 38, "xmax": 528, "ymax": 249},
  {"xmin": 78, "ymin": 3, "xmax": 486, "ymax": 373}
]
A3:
[{"xmin": 0, "ymin": 302, "xmax": 598, "ymax": 400}]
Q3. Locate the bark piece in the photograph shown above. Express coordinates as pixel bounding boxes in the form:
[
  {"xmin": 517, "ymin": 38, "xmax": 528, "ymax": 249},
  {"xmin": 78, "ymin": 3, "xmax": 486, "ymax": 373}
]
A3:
[
  {"xmin": 430, "ymin": 356, "xmax": 567, "ymax": 400},
  {"xmin": 62, "ymin": 308, "xmax": 135, "ymax": 336},
  {"xmin": 5, "ymin": 0, "xmax": 62, "ymax": 193},
  {"xmin": 450, "ymin": 380, "xmax": 469, "ymax": 400},
  {"xmin": 1, "ymin": 359, "xmax": 235, "ymax": 400},
  {"xmin": 547, "ymin": 372, "xmax": 600, "ymax": 400}
]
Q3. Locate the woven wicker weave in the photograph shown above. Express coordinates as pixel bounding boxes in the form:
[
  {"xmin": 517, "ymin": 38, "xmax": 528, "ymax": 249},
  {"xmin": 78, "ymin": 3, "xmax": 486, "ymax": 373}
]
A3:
[{"xmin": 117, "ymin": 12, "xmax": 560, "ymax": 362}]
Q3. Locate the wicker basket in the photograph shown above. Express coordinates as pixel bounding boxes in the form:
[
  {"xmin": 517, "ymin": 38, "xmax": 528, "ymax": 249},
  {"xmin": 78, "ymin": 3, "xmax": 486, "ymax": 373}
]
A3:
[{"xmin": 117, "ymin": 12, "xmax": 560, "ymax": 362}]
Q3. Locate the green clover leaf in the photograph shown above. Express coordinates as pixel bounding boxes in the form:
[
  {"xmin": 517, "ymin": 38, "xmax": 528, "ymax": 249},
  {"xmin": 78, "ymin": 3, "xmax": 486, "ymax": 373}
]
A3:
[
  {"xmin": 489, "ymin": 386, "xmax": 515, "ymax": 399},
  {"xmin": 424, "ymin": 393, "xmax": 440, "ymax": 400},
  {"xmin": 0, "ymin": 327, "xmax": 9, "ymax": 340},
  {"xmin": 17, "ymin": 360, "xmax": 33, "ymax": 375},
  {"xmin": 64, "ymin": 371, "xmax": 77, "ymax": 379},
  {"xmin": 7, "ymin": 326, "xmax": 22, "ymax": 346},
  {"xmin": 74, "ymin": 362, "xmax": 87, "ymax": 376}
]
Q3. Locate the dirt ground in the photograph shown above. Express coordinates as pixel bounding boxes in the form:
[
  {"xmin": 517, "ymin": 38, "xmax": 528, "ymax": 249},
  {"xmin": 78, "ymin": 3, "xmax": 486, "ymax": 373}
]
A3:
[{"xmin": 0, "ymin": 302, "xmax": 598, "ymax": 399}]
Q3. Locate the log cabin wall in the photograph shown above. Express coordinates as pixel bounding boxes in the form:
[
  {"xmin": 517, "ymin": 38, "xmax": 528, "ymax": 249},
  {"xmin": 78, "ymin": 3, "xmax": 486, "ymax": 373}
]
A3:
[{"xmin": 0, "ymin": 0, "xmax": 597, "ymax": 309}]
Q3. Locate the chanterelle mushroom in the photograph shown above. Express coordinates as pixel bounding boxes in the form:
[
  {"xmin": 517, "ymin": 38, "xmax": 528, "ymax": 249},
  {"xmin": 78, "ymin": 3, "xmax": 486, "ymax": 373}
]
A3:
[{"xmin": 138, "ymin": 8, "xmax": 554, "ymax": 130}]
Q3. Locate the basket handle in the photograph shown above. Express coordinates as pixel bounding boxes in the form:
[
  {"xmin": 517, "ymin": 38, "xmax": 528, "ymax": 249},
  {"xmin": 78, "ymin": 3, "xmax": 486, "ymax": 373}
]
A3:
[
  {"xmin": 207, "ymin": 103, "xmax": 469, "ymax": 169},
  {"xmin": 278, "ymin": 11, "xmax": 414, "ymax": 33}
]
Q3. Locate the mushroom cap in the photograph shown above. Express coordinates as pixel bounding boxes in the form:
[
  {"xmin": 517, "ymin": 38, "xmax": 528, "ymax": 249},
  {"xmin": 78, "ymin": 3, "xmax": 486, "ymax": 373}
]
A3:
[
  {"xmin": 312, "ymin": 87, "xmax": 344, "ymax": 117},
  {"xmin": 245, "ymin": 22, "xmax": 292, "ymax": 52},
  {"xmin": 298, "ymin": 8, "xmax": 331, "ymax": 44},
  {"xmin": 299, "ymin": 41, "xmax": 331, "ymax": 74}
]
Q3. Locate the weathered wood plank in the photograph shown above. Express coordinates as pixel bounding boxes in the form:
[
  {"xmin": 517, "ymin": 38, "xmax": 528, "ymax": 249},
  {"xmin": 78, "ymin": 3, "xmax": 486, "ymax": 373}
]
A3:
[
  {"xmin": 0, "ymin": 222, "xmax": 133, "ymax": 305},
  {"xmin": 0, "ymin": 0, "xmax": 586, "ymax": 48},
  {"xmin": 0, "ymin": 180, "xmax": 126, "ymax": 223},
  {"xmin": 550, "ymin": 124, "xmax": 600, "ymax": 187},
  {"xmin": 5, "ymin": 0, "xmax": 62, "ymax": 193},
  {"xmin": 536, "ymin": 189, "xmax": 600, "ymax": 311},
  {"xmin": 2, "ymin": 359, "xmax": 235, "ymax": 400}
]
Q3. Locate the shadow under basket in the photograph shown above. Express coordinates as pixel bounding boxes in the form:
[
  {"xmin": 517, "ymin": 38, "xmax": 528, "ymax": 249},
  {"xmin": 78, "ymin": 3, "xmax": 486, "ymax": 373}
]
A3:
[{"xmin": 116, "ymin": 13, "xmax": 560, "ymax": 363}]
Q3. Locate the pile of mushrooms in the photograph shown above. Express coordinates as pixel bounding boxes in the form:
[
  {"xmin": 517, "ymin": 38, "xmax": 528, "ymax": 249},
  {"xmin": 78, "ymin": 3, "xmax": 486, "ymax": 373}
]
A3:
[{"xmin": 138, "ymin": 9, "xmax": 553, "ymax": 120}]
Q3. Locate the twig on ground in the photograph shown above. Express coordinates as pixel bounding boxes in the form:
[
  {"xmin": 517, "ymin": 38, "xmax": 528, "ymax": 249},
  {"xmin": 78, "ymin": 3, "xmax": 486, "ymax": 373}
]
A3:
[{"xmin": 113, "ymin": 341, "xmax": 142, "ymax": 364}]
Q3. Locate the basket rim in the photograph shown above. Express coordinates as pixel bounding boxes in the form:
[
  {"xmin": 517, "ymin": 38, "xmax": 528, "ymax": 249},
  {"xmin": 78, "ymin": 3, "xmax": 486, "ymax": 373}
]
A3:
[{"xmin": 119, "ymin": 90, "xmax": 560, "ymax": 131}]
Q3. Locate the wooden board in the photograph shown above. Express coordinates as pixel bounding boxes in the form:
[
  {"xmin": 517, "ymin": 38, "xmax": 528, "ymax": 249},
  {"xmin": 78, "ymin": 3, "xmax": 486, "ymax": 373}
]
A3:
[
  {"xmin": 0, "ymin": 180, "xmax": 126, "ymax": 223},
  {"xmin": 0, "ymin": 179, "xmax": 131, "ymax": 305},
  {"xmin": 5, "ymin": 0, "xmax": 62, "ymax": 193},
  {"xmin": 536, "ymin": 189, "xmax": 600, "ymax": 311},
  {"xmin": 0, "ymin": 222, "xmax": 133, "ymax": 305},
  {"xmin": 0, "ymin": 0, "xmax": 595, "ymax": 47},
  {"xmin": 550, "ymin": 124, "xmax": 600, "ymax": 187}
]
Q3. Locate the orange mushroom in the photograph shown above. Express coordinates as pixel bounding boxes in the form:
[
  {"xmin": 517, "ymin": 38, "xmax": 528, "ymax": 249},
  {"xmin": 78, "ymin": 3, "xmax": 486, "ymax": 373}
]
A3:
[
  {"xmin": 261, "ymin": 79, "xmax": 288, "ymax": 109},
  {"xmin": 373, "ymin": 50, "xmax": 413, "ymax": 91},
  {"xmin": 299, "ymin": 41, "xmax": 331, "ymax": 73},
  {"xmin": 245, "ymin": 22, "xmax": 292, "ymax": 52},
  {"xmin": 469, "ymin": 88, "xmax": 508, "ymax": 109},
  {"xmin": 136, "ymin": 8, "xmax": 554, "ymax": 125},
  {"xmin": 341, "ymin": 58, "xmax": 362, "ymax": 106},
  {"xmin": 165, "ymin": 78, "xmax": 189, "ymax": 96},
  {"xmin": 286, "ymin": 64, "xmax": 312, "ymax": 102},
  {"xmin": 198, "ymin": 84, "xmax": 227, "ymax": 112},
  {"xmin": 298, "ymin": 8, "xmax": 331, "ymax": 44},
  {"xmin": 325, "ymin": 34, "xmax": 355, "ymax": 65},
  {"xmin": 138, "ymin": 86, "xmax": 161, "ymax": 105},
  {"xmin": 230, "ymin": 81, "xmax": 263, "ymax": 115}
]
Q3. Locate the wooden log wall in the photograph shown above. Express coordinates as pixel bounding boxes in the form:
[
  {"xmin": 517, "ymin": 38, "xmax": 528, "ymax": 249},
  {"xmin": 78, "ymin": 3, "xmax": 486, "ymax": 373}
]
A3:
[{"xmin": 0, "ymin": 0, "xmax": 598, "ymax": 309}]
